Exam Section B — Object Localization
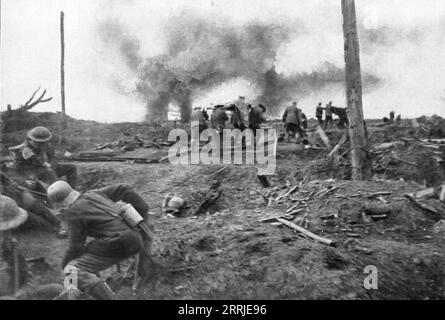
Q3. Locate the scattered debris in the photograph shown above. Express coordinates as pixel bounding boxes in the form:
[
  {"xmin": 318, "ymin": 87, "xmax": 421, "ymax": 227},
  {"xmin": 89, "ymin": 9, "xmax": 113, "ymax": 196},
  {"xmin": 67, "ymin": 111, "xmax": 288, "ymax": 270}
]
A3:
[{"xmin": 404, "ymin": 194, "xmax": 445, "ymax": 219}]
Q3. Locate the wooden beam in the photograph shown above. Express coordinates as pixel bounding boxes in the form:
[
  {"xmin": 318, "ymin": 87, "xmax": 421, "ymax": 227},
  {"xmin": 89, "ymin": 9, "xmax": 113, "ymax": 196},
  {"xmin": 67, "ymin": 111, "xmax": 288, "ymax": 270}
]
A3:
[
  {"xmin": 341, "ymin": 0, "xmax": 372, "ymax": 180},
  {"xmin": 276, "ymin": 218, "xmax": 335, "ymax": 246},
  {"xmin": 60, "ymin": 11, "xmax": 66, "ymax": 128}
]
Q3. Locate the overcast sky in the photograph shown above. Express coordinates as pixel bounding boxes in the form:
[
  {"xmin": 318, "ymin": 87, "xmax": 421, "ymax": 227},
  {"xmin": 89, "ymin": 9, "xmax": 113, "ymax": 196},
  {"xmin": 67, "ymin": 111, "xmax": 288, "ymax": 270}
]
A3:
[{"xmin": 1, "ymin": 0, "xmax": 445, "ymax": 122}]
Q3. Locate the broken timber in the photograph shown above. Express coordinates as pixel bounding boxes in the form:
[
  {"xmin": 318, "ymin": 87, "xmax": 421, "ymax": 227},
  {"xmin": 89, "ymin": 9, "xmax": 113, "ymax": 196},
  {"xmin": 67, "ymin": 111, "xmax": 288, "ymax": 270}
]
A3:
[
  {"xmin": 327, "ymin": 133, "xmax": 347, "ymax": 158},
  {"xmin": 275, "ymin": 186, "xmax": 298, "ymax": 201},
  {"xmin": 404, "ymin": 194, "xmax": 444, "ymax": 218},
  {"xmin": 276, "ymin": 218, "xmax": 335, "ymax": 246}
]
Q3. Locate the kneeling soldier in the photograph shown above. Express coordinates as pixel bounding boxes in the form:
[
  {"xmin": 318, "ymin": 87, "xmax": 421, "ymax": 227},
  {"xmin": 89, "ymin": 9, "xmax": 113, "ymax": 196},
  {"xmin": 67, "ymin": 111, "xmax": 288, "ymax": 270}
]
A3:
[{"xmin": 47, "ymin": 181, "xmax": 153, "ymax": 300}]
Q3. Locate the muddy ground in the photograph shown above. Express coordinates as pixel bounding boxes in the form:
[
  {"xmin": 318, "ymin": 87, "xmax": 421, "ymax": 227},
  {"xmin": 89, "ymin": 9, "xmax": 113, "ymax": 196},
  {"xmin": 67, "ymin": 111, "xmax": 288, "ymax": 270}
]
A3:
[{"xmin": 1, "ymin": 115, "xmax": 444, "ymax": 299}]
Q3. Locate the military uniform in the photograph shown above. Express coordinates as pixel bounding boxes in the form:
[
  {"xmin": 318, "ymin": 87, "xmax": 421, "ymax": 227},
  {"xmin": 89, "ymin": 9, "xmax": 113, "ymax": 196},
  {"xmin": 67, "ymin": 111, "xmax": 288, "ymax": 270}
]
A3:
[
  {"xmin": 283, "ymin": 105, "xmax": 303, "ymax": 140},
  {"xmin": 12, "ymin": 140, "xmax": 77, "ymax": 188},
  {"xmin": 324, "ymin": 103, "xmax": 333, "ymax": 129},
  {"xmin": 211, "ymin": 107, "xmax": 229, "ymax": 132},
  {"xmin": 316, "ymin": 105, "xmax": 324, "ymax": 126},
  {"xmin": 190, "ymin": 108, "xmax": 209, "ymax": 135},
  {"xmin": 61, "ymin": 184, "xmax": 152, "ymax": 295}
]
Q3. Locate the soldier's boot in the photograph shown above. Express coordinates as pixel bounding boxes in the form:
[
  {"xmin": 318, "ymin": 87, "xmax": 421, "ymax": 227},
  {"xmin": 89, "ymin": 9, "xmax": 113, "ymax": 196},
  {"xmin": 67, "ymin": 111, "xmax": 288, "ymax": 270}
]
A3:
[{"xmin": 88, "ymin": 282, "xmax": 116, "ymax": 300}]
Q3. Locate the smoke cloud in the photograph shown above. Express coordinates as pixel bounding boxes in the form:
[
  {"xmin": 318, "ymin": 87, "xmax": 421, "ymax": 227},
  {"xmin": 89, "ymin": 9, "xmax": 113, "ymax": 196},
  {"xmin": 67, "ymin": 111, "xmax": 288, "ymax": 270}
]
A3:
[
  {"xmin": 2, "ymin": 0, "xmax": 444, "ymax": 122},
  {"xmin": 97, "ymin": 9, "xmax": 381, "ymax": 121}
]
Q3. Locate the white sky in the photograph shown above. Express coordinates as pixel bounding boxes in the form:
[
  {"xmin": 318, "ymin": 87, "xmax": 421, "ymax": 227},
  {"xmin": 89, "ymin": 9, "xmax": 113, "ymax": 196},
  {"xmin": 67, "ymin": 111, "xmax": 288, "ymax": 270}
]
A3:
[{"xmin": 1, "ymin": 0, "xmax": 445, "ymax": 122}]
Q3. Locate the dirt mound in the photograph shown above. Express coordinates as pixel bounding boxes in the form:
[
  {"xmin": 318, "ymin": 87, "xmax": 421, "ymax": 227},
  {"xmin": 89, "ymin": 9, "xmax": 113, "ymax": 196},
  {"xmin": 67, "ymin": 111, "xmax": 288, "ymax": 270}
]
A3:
[
  {"xmin": 1, "ymin": 111, "xmax": 183, "ymax": 155},
  {"xmin": 1, "ymin": 114, "xmax": 445, "ymax": 300}
]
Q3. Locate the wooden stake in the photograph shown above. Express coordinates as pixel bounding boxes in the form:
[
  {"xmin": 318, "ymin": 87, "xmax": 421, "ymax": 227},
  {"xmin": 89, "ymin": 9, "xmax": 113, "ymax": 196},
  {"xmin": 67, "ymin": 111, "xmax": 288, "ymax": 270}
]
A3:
[
  {"xmin": 341, "ymin": 0, "xmax": 372, "ymax": 180},
  {"xmin": 316, "ymin": 126, "xmax": 332, "ymax": 150},
  {"xmin": 60, "ymin": 11, "xmax": 66, "ymax": 129}
]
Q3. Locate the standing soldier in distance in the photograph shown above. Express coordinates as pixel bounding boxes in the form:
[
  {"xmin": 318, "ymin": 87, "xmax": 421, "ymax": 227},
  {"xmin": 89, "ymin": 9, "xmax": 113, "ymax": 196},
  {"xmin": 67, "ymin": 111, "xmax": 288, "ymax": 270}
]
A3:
[
  {"xmin": 282, "ymin": 101, "xmax": 301, "ymax": 143},
  {"xmin": 316, "ymin": 102, "xmax": 324, "ymax": 126},
  {"xmin": 324, "ymin": 101, "xmax": 334, "ymax": 130}
]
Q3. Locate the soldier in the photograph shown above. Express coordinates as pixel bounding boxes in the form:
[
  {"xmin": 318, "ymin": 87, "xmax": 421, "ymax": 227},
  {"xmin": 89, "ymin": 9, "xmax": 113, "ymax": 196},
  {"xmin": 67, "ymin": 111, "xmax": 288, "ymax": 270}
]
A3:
[
  {"xmin": 324, "ymin": 102, "xmax": 334, "ymax": 129},
  {"xmin": 389, "ymin": 111, "xmax": 395, "ymax": 124},
  {"xmin": 282, "ymin": 102, "xmax": 301, "ymax": 143},
  {"xmin": 11, "ymin": 126, "xmax": 77, "ymax": 188},
  {"xmin": 248, "ymin": 104, "xmax": 267, "ymax": 136},
  {"xmin": 316, "ymin": 102, "xmax": 324, "ymax": 126},
  {"xmin": 190, "ymin": 106, "xmax": 209, "ymax": 135},
  {"xmin": 0, "ymin": 171, "xmax": 67, "ymax": 238},
  {"xmin": 0, "ymin": 195, "xmax": 64, "ymax": 299},
  {"xmin": 47, "ymin": 181, "xmax": 153, "ymax": 300},
  {"xmin": 225, "ymin": 104, "xmax": 246, "ymax": 131},
  {"xmin": 210, "ymin": 105, "xmax": 229, "ymax": 133},
  {"xmin": 235, "ymin": 96, "xmax": 248, "ymax": 120}
]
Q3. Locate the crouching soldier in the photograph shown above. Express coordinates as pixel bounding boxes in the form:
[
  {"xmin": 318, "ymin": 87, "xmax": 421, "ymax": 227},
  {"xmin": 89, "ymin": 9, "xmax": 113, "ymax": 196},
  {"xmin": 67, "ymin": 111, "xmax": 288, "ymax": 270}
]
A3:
[
  {"xmin": 11, "ymin": 126, "xmax": 77, "ymax": 188},
  {"xmin": 47, "ymin": 181, "xmax": 153, "ymax": 300}
]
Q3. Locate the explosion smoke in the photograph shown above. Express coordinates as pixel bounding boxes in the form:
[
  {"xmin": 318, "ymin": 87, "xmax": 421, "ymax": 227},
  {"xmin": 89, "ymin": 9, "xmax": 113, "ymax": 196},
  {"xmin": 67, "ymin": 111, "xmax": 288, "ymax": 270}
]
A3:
[{"xmin": 98, "ymin": 10, "xmax": 380, "ymax": 121}]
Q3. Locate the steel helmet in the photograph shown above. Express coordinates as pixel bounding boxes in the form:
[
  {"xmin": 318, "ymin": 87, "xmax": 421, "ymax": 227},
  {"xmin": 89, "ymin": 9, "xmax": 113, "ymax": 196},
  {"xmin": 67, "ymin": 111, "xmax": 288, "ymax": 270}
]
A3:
[
  {"xmin": 27, "ymin": 126, "xmax": 52, "ymax": 143},
  {"xmin": 163, "ymin": 195, "xmax": 186, "ymax": 213},
  {"xmin": 0, "ymin": 195, "xmax": 28, "ymax": 231},
  {"xmin": 47, "ymin": 181, "xmax": 80, "ymax": 212}
]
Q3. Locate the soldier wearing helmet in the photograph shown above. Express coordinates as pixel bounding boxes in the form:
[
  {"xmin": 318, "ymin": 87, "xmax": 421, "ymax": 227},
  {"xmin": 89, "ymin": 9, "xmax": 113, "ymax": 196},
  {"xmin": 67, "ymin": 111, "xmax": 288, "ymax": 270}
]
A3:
[
  {"xmin": 12, "ymin": 126, "xmax": 77, "ymax": 188},
  {"xmin": 0, "ymin": 195, "xmax": 64, "ymax": 299},
  {"xmin": 47, "ymin": 181, "xmax": 153, "ymax": 300}
]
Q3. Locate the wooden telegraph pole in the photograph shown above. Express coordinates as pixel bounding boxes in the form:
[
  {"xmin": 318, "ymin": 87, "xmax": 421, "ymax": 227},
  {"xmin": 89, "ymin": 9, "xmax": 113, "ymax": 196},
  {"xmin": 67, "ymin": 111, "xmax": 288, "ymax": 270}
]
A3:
[
  {"xmin": 341, "ymin": 0, "xmax": 372, "ymax": 180},
  {"xmin": 60, "ymin": 11, "xmax": 66, "ymax": 128}
]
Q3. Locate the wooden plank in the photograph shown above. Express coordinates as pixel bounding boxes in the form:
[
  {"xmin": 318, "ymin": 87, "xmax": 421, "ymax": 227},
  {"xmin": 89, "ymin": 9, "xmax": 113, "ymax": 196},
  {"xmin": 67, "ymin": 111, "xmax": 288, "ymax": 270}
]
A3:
[
  {"xmin": 276, "ymin": 218, "xmax": 335, "ymax": 246},
  {"xmin": 404, "ymin": 194, "xmax": 444, "ymax": 218}
]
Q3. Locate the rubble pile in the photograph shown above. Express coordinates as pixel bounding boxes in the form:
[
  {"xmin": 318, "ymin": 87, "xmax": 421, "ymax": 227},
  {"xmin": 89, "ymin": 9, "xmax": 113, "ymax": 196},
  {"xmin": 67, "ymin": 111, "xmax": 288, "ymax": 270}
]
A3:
[
  {"xmin": 372, "ymin": 138, "xmax": 445, "ymax": 186},
  {"xmin": 413, "ymin": 115, "xmax": 445, "ymax": 138}
]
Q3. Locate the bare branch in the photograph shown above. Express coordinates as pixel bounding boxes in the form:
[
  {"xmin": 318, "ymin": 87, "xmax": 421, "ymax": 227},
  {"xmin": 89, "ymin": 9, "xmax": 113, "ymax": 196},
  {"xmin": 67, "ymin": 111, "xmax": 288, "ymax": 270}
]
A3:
[
  {"xmin": 21, "ymin": 88, "xmax": 53, "ymax": 111},
  {"xmin": 23, "ymin": 86, "xmax": 41, "ymax": 107}
]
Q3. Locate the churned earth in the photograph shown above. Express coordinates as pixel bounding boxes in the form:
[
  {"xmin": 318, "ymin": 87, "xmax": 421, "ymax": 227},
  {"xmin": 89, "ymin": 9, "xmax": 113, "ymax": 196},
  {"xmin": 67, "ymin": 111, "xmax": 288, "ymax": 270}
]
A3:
[{"xmin": 1, "ymin": 116, "xmax": 444, "ymax": 299}]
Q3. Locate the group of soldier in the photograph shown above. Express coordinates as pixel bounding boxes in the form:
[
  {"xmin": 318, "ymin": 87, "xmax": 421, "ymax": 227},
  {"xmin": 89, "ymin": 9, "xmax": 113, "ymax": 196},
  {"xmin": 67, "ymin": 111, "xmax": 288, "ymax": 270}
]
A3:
[
  {"xmin": 1, "ymin": 126, "xmax": 153, "ymax": 300},
  {"xmin": 282, "ymin": 100, "xmax": 350, "ymax": 143},
  {"xmin": 1, "ymin": 96, "xmax": 269, "ymax": 300},
  {"xmin": 0, "ymin": 96, "xmax": 351, "ymax": 300},
  {"xmin": 316, "ymin": 101, "xmax": 349, "ymax": 130},
  {"xmin": 190, "ymin": 96, "xmax": 267, "ymax": 137}
]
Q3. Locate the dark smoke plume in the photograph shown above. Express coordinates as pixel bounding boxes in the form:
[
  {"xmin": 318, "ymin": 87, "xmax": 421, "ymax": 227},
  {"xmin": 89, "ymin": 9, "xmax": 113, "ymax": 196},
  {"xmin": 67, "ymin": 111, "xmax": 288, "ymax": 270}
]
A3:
[{"xmin": 98, "ymin": 11, "xmax": 380, "ymax": 121}]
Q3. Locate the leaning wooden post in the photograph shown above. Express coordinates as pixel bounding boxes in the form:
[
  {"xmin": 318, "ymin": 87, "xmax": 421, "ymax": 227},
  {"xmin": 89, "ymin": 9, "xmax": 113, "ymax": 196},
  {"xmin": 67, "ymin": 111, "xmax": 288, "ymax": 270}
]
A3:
[
  {"xmin": 60, "ymin": 11, "xmax": 66, "ymax": 129},
  {"xmin": 341, "ymin": 0, "xmax": 372, "ymax": 180}
]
